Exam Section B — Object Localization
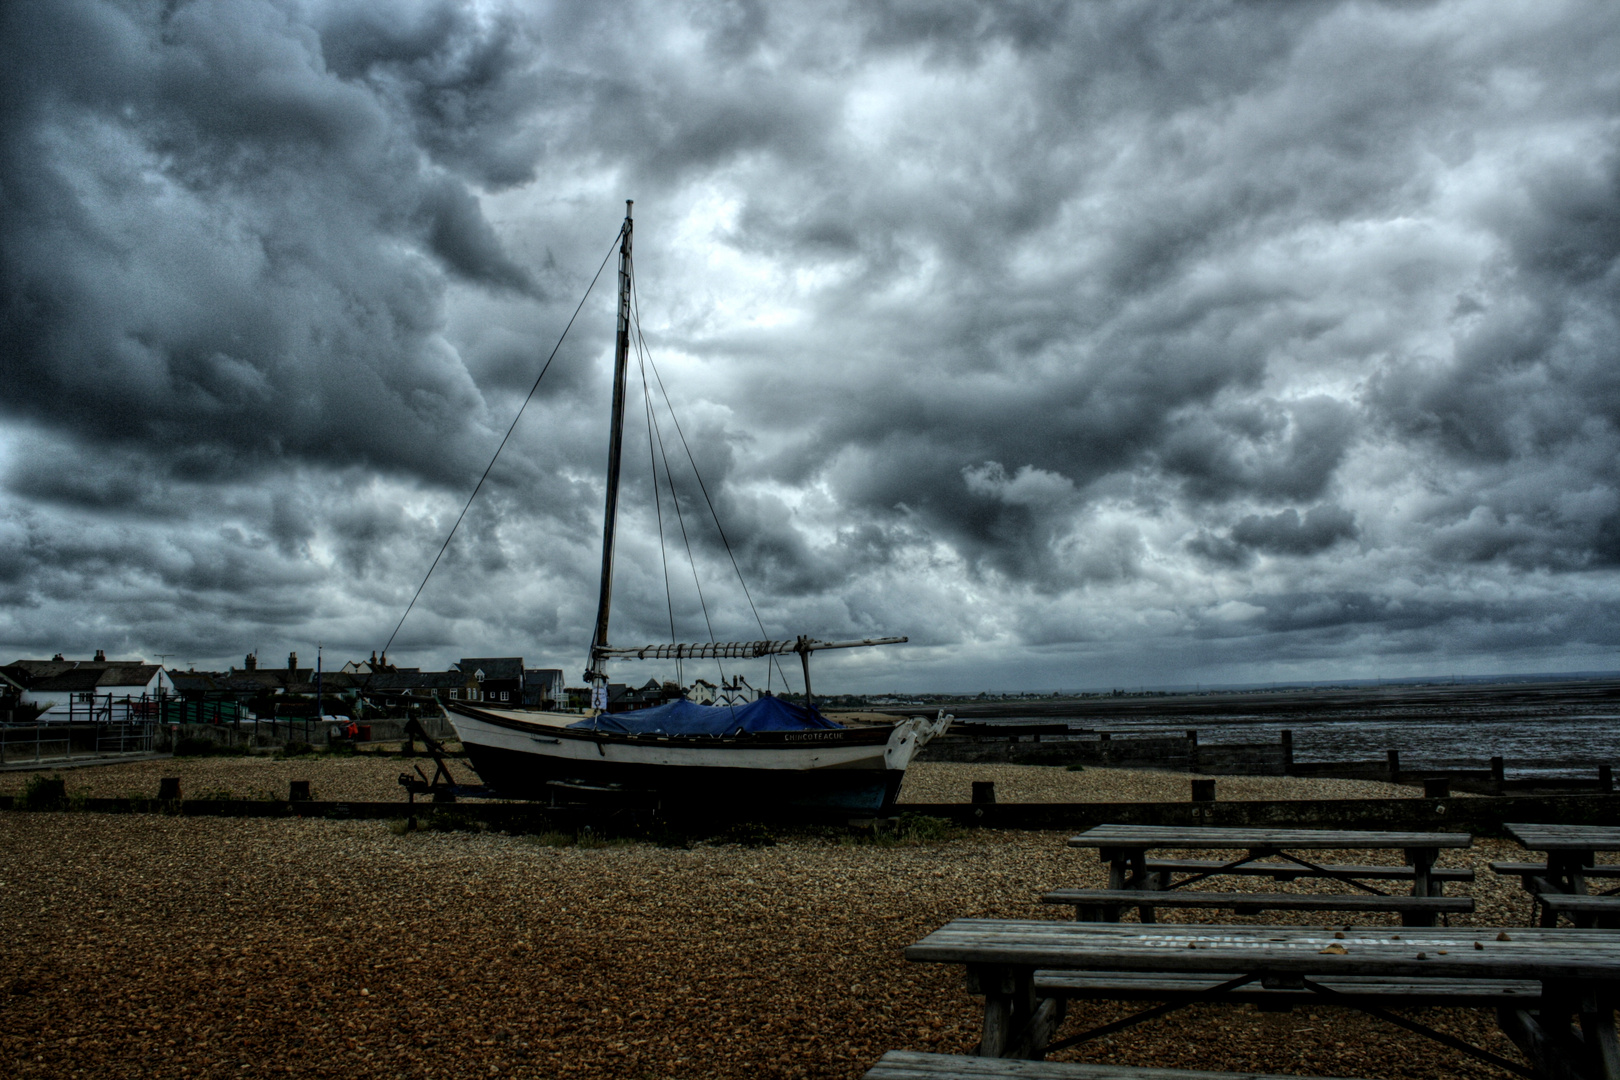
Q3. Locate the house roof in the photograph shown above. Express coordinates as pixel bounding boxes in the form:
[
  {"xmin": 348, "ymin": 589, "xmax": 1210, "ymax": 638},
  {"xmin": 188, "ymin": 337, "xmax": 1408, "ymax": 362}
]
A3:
[
  {"xmin": 5, "ymin": 660, "xmax": 162, "ymax": 683},
  {"xmin": 219, "ymin": 669, "xmax": 313, "ymax": 691},
  {"xmin": 169, "ymin": 672, "xmax": 223, "ymax": 693},
  {"xmin": 523, "ymin": 668, "xmax": 563, "ymax": 687},
  {"xmin": 457, "ymin": 657, "xmax": 524, "ymax": 681},
  {"xmin": 22, "ymin": 664, "xmax": 165, "ymax": 693},
  {"xmin": 368, "ymin": 671, "xmax": 477, "ymax": 691}
]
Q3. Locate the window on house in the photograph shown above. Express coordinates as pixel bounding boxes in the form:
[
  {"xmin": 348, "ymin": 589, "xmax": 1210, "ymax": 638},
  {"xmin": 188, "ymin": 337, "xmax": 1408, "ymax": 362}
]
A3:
[
  {"xmin": 450, "ymin": 689, "xmax": 459, "ymax": 700},
  {"xmin": 500, "ymin": 691, "xmax": 509, "ymax": 702}
]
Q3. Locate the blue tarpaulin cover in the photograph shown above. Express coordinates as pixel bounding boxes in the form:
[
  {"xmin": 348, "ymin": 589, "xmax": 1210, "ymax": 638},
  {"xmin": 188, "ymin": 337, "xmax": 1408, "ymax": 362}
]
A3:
[{"xmin": 569, "ymin": 695, "xmax": 844, "ymax": 735}]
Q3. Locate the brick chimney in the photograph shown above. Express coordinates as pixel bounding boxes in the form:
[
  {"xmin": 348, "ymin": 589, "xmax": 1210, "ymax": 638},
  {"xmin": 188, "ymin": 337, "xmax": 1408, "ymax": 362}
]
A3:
[
  {"xmin": 288, "ymin": 651, "xmax": 298, "ymax": 675},
  {"xmin": 94, "ymin": 649, "xmax": 106, "ymax": 662},
  {"xmin": 245, "ymin": 653, "xmax": 257, "ymax": 671}
]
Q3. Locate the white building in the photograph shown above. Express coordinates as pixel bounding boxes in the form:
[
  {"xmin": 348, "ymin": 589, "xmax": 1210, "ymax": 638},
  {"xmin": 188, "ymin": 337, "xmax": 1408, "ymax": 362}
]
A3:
[{"xmin": 6, "ymin": 655, "xmax": 175, "ymax": 719}]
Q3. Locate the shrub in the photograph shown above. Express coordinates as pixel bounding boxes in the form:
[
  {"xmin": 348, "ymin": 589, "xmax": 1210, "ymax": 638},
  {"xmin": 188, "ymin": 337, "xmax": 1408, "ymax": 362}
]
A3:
[
  {"xmin": 897, "ymin": 812, "xmax": 955, "ymax": 842},
  {"xmin": 22, "ymin": 775, "xmax": 66, "ymax": 810}
]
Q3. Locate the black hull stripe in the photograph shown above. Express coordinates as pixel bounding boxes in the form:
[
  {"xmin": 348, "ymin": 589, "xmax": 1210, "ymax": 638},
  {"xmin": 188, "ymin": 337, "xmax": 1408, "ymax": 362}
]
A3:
[{"xmin": 463, "ymin": 742, "xmax": 905, "ymax": 812}]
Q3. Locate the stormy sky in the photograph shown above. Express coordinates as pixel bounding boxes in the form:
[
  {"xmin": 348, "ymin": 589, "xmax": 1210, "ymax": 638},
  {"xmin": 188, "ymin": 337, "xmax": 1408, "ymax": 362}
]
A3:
[{"xmin": 3, "ymin": 0, "xmax": 1619, "ymax": 692}]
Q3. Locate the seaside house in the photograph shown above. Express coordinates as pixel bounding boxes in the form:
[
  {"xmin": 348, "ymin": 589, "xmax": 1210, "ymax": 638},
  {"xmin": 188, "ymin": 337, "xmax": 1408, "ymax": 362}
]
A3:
[
  {"xmin": 522, "ymin": 668, "xmax": 564, "ymax": 708},
  {"xmin": 2, "ymin": 654, "xmax": 175, "ymax": 720},
  {"xmin": 718, "ymin": 676, "xmax": 761, "ymax": 707},
  {"xmin": 456, "ymin": 657, "xmax": 525, "ymax": 703}
]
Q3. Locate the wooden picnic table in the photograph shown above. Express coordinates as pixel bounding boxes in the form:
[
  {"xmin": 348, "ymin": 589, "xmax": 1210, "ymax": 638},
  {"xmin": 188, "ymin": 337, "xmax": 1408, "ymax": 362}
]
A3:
[
  {"xmin": 1502, "ymin": 824, "xmax": 1620, "ymax": 928},
  {"xmin": 1064, "ymin": 825, "xmax": 1472, "ymax": 926},
  {"xmin": 906, "ymin": 918, "xmax": 1620, "ymax": 1078}
]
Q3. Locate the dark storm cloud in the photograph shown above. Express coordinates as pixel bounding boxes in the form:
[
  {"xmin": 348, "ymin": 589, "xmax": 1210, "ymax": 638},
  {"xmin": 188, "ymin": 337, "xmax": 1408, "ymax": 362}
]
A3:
[
  {"xmin": 0, "ymin": 0, "xmax": 545, "ymax": 486},
  {"xmin": 3, "ymin": 0, "xmax": 1620, "ymax": 686}
]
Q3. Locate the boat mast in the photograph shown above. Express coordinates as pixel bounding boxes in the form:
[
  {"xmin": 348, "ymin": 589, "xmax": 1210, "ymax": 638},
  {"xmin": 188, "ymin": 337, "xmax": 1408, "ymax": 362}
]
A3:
[{"xmin": 586, "ymin": 201, "xmax": 635, "ymax": 711}]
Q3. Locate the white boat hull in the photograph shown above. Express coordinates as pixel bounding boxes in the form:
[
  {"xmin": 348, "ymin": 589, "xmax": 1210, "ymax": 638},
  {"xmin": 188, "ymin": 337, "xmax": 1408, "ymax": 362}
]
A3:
[{"xmin": 444, "ymin": 704, "xmax": 948, "ymax": 812}]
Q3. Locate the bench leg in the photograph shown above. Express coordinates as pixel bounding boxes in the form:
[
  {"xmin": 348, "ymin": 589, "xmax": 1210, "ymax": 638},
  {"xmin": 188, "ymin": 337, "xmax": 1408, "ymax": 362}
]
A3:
[
  {"xmin": 1404, "ymin": 847, "xmax": 1438, "ymax": 927},
  {"xmin": 1502, "ymin": 991, "xmax": 1608, "ymax": 1080},
  {"xmin": 1007, "ymin": 996, "xmax": 1065, "ymax": 1060},
  {"xmin": 968, "ymin": 965, "xmax": 1039, "ymax": 1058},
  {"xmin": 980, "ymin": 994, "xmax": 1013, "ymax": 1058},
  {"xmin": 1579, "ymin": 992, "xmax": 1620, "ymax": 1080}
]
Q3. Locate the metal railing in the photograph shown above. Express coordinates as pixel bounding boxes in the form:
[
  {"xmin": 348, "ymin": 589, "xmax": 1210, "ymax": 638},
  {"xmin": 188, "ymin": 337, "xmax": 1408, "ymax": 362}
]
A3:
[{"xmin": 0, "ymin": 719, "xmax": 157, "ymax": 764}]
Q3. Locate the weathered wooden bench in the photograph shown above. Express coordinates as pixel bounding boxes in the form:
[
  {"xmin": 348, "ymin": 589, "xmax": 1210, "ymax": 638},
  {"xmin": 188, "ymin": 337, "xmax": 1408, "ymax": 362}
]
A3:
[
  {"xmin": 1032, "ymin": 969, "xmax": 1542, "ymax": 1009},
  {"xmin": 1534, "ymin": 892, "xmax": 1620, "ymax": 928},
  {"xmin": 864, "ymin": 1050, "xmax": 1363, "ymax": 1080},
  {"xmin": 1143, "ymin": 858, "xmax": 1472, "ymax": 888},
  {"xmin": 1040, "ymin": 887, "xmax": 1473, "ymax": 924},
  {"xmin": 1489, "ymin": 860, "xmax": 1620, "ymax": 881}
]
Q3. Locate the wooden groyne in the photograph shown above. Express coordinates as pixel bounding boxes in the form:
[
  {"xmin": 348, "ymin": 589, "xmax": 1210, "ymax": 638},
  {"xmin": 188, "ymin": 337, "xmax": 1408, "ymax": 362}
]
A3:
[
  {"xmin": 7, "ymin": 790, "xmax": 1620, "ymax": 836},
  {"xmin": 920, "ymin": 723, "xmax": 1615, "ymax": 794}
]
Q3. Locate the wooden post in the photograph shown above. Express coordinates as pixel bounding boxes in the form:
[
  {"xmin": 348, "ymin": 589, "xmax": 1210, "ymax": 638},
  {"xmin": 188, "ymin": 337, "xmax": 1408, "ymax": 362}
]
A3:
[
  {"xmin": 1280, "ymin": 729, "xmax": 1293, "ymax": 773},
  {"xmin": 799, "ymin": 643, "xmax": 813, "ymax": 711},
  {"xmin": 289, "ymin": 780, "xmax": 310, "ymax": 802},
  {"xmin": 157, "ymin": 777, "xmax": 180, "ymax": 801},
  {"xmin": 1405, "ymin": 846, "xmax": 1438, "ymax": 925},
  {"xmin": 1601, "ymin": 765, "xmax": 1613, "ymax": 793},
  {"xmin": 1423, "ymin": 776, "xmax": 1450, "ymax": 799},
  {"xmin": 1190, "ymin": 778, "xmax": 1216, "ymax": 802},
  {"xmin": 971, "ymin": 781, "xmax": 996, "ymax": 805},
  {"xmin": 1491, "ymin": 756, "xmax": 1506, "ymax": 782},
  {"xmin": 1387, "ymin": 749, "xmax": 1400, "ymax": 781}
]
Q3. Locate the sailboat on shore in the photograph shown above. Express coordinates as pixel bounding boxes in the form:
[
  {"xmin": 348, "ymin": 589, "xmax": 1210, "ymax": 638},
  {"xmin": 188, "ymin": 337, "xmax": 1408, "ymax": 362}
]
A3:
[{"xmin": 443, "ymin": 203, "xmax": 948, "ymax": 812}]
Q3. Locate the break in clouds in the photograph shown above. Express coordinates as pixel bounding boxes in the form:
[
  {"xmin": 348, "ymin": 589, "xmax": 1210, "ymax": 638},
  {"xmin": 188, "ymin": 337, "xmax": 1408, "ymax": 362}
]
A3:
[{"xmin": 2, "ymin": 0, "xmax": 1619, "ymax": 690}]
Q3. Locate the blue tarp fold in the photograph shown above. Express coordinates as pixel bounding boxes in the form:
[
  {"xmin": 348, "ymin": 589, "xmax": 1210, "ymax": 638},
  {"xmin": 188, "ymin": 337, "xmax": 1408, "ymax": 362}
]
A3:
[{"xmin": 568, "ymin": 695, "xmax": 843, "ymax": 735}]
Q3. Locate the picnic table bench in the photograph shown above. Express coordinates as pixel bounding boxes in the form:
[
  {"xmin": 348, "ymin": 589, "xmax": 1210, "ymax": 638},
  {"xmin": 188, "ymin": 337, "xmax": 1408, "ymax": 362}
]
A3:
[
  {"xmin": 1133, "ymin": 857, "xmax": 1473, "ymax": 886},
  {"xmin": 1041, "ymin": 887, "xmax": 1472, "ymax": 922},
  {"xmin": 905, "ymin": 918, "xmax": 1620, "ymax": 1078},
  {"xmin": 1064, "ymin": 825, "xmax": 1473, "ymax": 927},
  {"xmin": 1032, "ymin": 968, "xmax": 1541, "ymax": 1009},
  {"xmin": 864, "ymin": 1049, "xmax": 1364, "ymax": 1080},
  {"xmin": 1501, "ymin": 824, "xmax": 1620, "ymax": 929}
]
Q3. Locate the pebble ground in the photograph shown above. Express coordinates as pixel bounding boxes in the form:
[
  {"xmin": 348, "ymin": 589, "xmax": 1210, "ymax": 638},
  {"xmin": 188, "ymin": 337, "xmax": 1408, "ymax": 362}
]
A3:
[{"xmin": 0, "ymin": 757, "xmax": 1549, "ymax": 1079}]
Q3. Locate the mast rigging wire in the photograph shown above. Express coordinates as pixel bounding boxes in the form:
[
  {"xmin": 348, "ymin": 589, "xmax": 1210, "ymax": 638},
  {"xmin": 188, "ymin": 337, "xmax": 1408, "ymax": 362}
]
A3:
[
  {"xmin": 629, "ymin": 290, "xmax": 794, "ymax": 698},
  {"xmin": 637, "ymin": 301, "xmax": 681, "ymax": 685},
  {"xmin": 634, "ymin": 325, "xmax": 796, "ymax": 696},
  {"xmin": 635, "ymin": 317, "xmax": 728, "ymax": 693},
  {"xmin": 375, "ymin": 229, "xmax": 623, "ymax": 664}
]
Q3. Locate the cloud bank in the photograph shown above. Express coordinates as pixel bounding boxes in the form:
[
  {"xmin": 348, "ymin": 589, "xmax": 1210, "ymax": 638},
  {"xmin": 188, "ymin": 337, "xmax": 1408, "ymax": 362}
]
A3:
[{"xmin": 3, "ymin": 0, "xmax": 1619, "ymax": 690}]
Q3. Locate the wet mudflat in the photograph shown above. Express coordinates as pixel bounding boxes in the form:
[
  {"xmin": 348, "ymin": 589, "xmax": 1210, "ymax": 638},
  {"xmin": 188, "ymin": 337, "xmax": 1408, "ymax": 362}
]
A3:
[{"xmin": 1, "ymin": 794, "xmax": 1541, "ymax": 1080}]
